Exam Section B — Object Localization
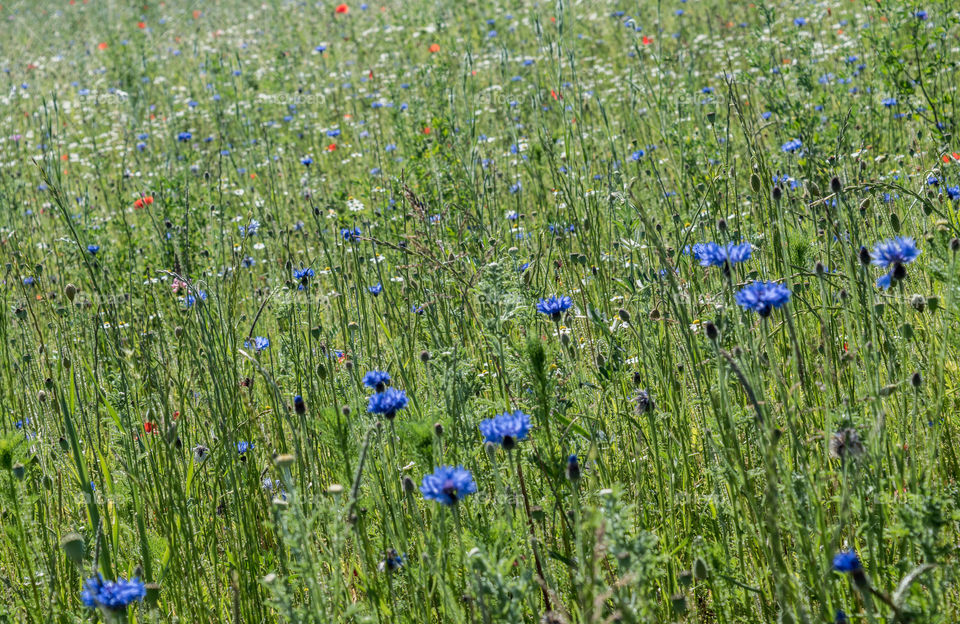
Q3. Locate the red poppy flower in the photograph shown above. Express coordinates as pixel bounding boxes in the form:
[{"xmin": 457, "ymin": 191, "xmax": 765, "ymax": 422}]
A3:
[
  {"xmin": 143, "ymin": 421, "xmax": 157, "ymax": 433},
  {"xmin": 335, "ymin": 3, "xmax": 349, "ymax": 13},
  {"xmin": 137, "ymin": 21, "xmax": 146, "ymax": 29},
  {"xmin": 642, "ymin": 35, "xmax": 652, "ymax": 45},
  {"xmin": 429, "ymin": 43, "xmax": 440, "ymax": 53},
  {"xmin": 327, "ymin": 143, "xmax": 337, "ymax": 151},
  {"xmin": 97, "ymin": 42, "xmax": 108, "ymax": 50}
]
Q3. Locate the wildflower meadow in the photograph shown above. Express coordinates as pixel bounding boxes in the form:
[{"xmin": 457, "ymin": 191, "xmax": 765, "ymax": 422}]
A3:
[{"xmin": 2, "ymin": 1, "xmax": 960, "ymax": 622}]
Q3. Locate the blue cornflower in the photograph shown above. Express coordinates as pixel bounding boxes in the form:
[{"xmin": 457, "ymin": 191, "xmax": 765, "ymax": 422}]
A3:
[
  {"xmin": 23, "ymin": 277, "xmax": 35, "ymax": 286},
  {"xmin": 368, "ymin": 283, "xmax": 382, "ymax": 296},
  {"xmin": 362, "ymin": 370, "xmax": 391, "ymax": 391},
  {"xmin": 479, "ymin": 410, "xmax": 531, "ymax": 448},
  {"xmin": 81, "ymin": 575, "xmax": 146, "ymax": 611},
  {"xmin": 832, "ymin": 551, "xmax": 862, "ymax": 573},
  {"xmin": 380, "ymin": 549, "xmax": 406, "ymax": 572},
  {"xmin": 87, "ymin": 244, "xmax": 100, "ymax": 255},
  {"xmin": 735, "ymin": 281, "xmax": 791, "ymax": 317},
  {"xmin": 914, "ymin": 10, "xmax": 928, "ymax": 20},
  {"xmin": 186, "ymin": 290, "xmax": 206, "ymax": 307},
  {"xmin": 341, "ymin": 227, "xmax": 362, "ymax": 241},
  {"xmin": 794, "ymin": 17, "xmax": 806, "ymax": 26},
  {"xmin": 246, "ymin": 336, "xmax": 270, "ymax": 352},
  {"xmin": 881, "ymin": 97, "xmax": 897, "ymax": 107},
  {"xmin": 781, "ymin": 138, "xmax": 803, "ymax": 153},
  {"xmin": 237, "ymin": 441, "xmax": 254, "ymax": 454},
  {"xmin": 536, "ymin": 294, "xmax": 573, "ymax": 319},
  {"xmin": 420, "ymin": 465, "xmax": 477, "ymax": 505},
  {"xmin": 871, "ymin": 237, "xmax": 920, "ymax": 268},
  {"xmin": 301, "ymin": 156, "xmax": 313, "ymax": 166},
  {"xmin": 367, "ymin": 387, "xmax": 408, "ymax": 419},
  {"xmin": 694, "ymin": 242, "xmax": 752, "ymax": 268},
  {"xmin": 239, "ymin": 219, "xmax": 259, "ymax": 237},
  {"xmin": 630, "ymin": 149, "xmax": 645, "ymax": 161},
  {"xmin": 177, "ymin": 131, "xmax": 192, "ymax": 142},
  {"xmin": 872, "ymin": 237, "xmax": 920, "ymax": 289},
  {"xmin": 293, "ymin": 267, "xmax": 314, "ymax": 281},
  {"xmin": 946, "ymin": 186, "xmax": 960, "ymax": 201},
  {"xmin": 835, "ymin": 610, "xmax": 849, "ymax": 624}
]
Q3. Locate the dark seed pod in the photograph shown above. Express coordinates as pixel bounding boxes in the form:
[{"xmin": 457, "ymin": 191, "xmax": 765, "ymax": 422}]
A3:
[
  {"xmin": 565, "ymin": 455, "xmax": 581, "ymax": 482},
  {"xmin": 892, "ymin": 262, "xmax": 907, "ymax": 281},
  {"xmin": 704, "ymin": 321, "xmax": 719, "ymax": 341}
]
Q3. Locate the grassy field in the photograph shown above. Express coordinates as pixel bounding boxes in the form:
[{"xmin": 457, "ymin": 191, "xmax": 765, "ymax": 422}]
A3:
[{"xmin": 1, "ymin": 0, "xmax": 959, "ymax": 622}]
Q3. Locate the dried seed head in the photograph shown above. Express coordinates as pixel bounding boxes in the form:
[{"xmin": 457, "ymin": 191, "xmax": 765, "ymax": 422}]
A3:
[
  {"xmin": 829, "ymin": 428, "xmax": 865, "ymax": 462},
  {"xmin": 274, "ymin": 454, "xmax": 295, "ymax": 469}
]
